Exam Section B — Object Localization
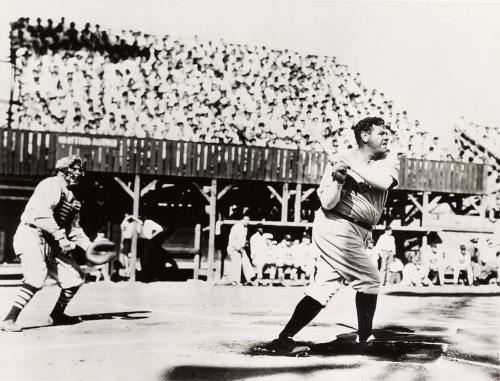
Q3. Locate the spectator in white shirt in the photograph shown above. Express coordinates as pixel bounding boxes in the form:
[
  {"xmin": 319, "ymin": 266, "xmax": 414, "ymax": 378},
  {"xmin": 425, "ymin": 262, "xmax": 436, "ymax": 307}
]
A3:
[
  {"xmin": 375, "ymin": 227, "xmax": 396, "ymax": 286},
  {"xmin": 223, "ymin": 216, "xmax": 255, "ymax": 285}
]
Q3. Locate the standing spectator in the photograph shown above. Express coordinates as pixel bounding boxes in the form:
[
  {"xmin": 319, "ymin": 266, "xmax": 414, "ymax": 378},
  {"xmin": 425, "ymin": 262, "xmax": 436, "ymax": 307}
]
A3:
[
  {"xmin": 223, "ymin": 216, "xmax": 256, "ymax": 285},
  {"xmin": 138, "ymin": 213, "xmax": 163, "ymax": 282},
  {"xmin": 249, "ymin": 224, "xmax": 267, "ymax": 280},
  {"xmin": 453, "ymin": 244, "xmax": 473, "ymax": 285},
  {"xmin": 469, "ymin": 238, "xmax": 482, "ymax": 285},
  {"xmin": 365, "ymin": 237, "xmax": 379, "ymax": 269},
  {"xmin": 118, "ymin": 213, "xmax": 141, "ymax": 279},
  {"xmin": 375, "ymin": 226, "xmax": 395, "ymax": 286}
]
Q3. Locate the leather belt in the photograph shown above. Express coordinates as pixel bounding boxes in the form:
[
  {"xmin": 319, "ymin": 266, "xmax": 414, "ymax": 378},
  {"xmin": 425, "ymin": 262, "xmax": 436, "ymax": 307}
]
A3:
[{"xmin": 331, "ymin": 210, "xmax": 373, "ymax": 231}]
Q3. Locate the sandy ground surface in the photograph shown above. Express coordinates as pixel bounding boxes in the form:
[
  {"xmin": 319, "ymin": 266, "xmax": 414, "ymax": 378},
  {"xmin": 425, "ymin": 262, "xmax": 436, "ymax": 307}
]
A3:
[{"xmin": 0, "ymin": 281, "xmax": 498, "ymax": 381}]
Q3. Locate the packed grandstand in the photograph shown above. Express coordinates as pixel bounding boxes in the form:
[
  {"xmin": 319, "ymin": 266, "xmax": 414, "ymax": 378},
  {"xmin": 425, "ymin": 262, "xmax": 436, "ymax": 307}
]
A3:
[{"xmin": 9, "ymin": 17, "xmax": 470, "ymax": 160}]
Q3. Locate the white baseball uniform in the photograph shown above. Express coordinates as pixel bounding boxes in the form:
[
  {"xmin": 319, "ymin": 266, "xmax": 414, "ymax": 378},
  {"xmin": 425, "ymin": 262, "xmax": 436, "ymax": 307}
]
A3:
[
  {"xmin": 14, "ymin": 175, "xmax": 91, "ymax": 289},
  {"xmin": 306, "ymin": 151, "xmax": 399, "ymax": 305}
]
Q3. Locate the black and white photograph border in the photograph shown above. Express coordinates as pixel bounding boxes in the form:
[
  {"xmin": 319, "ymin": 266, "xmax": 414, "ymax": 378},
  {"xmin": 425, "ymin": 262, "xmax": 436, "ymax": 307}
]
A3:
[{"xmin": 0, "ymin": 1, "xmax": 499, "ymax": 381}]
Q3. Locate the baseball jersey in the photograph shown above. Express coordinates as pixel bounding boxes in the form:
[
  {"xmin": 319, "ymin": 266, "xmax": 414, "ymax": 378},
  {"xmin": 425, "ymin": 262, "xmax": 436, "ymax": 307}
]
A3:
[
  {"xmin": 228, "ymin": 223, "xmax": 247, "ymax": 251},
  {"xmin": 20, "ymin": 175, "xmax": 91, "ymax": 251},
  {"xmin": 318, "ymin": 150, "xmax": 399, "ymax": 226},
  {"xmin": 139, "ymin": 219, "xmax": 163, "ymax": 240}
]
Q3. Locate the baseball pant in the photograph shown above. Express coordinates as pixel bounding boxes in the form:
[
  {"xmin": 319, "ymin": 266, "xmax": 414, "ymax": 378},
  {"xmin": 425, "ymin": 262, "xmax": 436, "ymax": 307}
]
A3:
[
  {"xmin": 225, "ymin": 247, "xmax": 255, "ymax": 284},
  {"xmin": 13, "ymin": 224, "xmax": 84, "ymax": 289},
  {"xmin": 305, "ymin": 213, "xmax": 380, "ymax": 306}
]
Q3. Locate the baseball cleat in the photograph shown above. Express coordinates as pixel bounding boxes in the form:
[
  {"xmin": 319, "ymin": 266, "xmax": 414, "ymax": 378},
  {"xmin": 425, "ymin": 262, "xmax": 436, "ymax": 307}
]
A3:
[
  {"xmin": 0, "ymin": 319, "xmax": 22, "ymax": 332},
  {"xmin": 262, "ymin": 337, "xmax": 311, "ymax": 357},
  {"xmin": 356, "ymin": 334, "xmax": 376, "ymax": 343},
  {"xmin": 48, "ymin": 312, "xmax": 82, "ymax": 326}
]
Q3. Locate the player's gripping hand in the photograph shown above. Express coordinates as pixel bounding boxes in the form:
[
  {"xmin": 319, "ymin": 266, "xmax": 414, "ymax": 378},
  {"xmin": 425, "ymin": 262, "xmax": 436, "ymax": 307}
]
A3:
[
  {"xmin": 331, "ymin": 161, "xmax": 349, "ymax": 184},
  {"xmin": 58, "ymin": 237, "xmax": 76, "ymax": 254}
]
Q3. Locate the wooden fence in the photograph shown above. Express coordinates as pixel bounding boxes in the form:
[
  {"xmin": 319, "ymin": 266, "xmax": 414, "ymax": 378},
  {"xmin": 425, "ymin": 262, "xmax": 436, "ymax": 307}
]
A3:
[{"xmin": 0, "ymin": 129, "xmax": 487, "ymax": 194}]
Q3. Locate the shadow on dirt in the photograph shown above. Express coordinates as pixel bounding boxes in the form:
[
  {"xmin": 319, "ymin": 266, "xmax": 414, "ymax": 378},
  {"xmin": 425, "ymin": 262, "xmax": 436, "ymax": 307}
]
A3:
[
  {"xmin": 165, "ymin": 363, "xmax": 359, "ymax": 381},
  {"xmin": 78, "ymin": 310, "xmax": 151, "ymax": 321},
  {"xmin": 165, "ymin": 325, "xmax": 449, "ymax": 381},
  {"xmin": 249, "ymin": 325, "xmax": 448, "ymax": 363},
  {"xmin": 21, "ymin": 310, "xmax": 151, "ymax": 330}
]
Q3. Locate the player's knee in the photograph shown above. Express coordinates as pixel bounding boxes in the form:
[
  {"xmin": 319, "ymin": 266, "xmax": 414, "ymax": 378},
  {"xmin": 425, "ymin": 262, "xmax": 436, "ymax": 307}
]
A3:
[
  {"xmin": 363, "ymin": 280, "xmax": 381, "ymax": 294},
  {"xmin": 305, "ymin": 280, "xmax": 342, "ymax": 307},
  {"xmin": 357, "ymin": 276, "xmax": 381, "ymax": 295}
]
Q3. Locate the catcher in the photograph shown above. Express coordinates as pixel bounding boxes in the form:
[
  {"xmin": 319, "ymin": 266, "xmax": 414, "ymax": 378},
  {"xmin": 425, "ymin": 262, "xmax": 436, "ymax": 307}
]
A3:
[{"xmin": 1, "ymin": 155, "xmax": 115, "ymax": 332}]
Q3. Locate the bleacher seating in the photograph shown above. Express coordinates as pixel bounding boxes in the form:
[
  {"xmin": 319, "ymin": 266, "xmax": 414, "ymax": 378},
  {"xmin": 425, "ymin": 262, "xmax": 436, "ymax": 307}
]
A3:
[{"xmin": 10, "ymin": 17, "xmax": 454, "ymax": 160}]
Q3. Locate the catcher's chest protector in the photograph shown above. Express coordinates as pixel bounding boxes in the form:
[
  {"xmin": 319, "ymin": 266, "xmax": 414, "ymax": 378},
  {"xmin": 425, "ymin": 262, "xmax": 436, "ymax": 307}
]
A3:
[{"xmin": 53, "ymin": 192, "xmax": 78, "ymax": 229}]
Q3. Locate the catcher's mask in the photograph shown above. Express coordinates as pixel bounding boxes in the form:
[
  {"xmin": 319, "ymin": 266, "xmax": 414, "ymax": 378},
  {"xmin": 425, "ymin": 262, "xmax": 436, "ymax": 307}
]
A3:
[{"xmin": 55, "ymin": 155, "xmax": 86, "ymax": 186}]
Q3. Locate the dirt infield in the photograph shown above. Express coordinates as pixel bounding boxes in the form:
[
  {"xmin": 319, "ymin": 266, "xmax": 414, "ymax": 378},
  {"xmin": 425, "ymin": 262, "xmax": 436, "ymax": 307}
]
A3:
[{"xmin": 0, "ymin": 282, "xmax": 498, "ymax": 381}]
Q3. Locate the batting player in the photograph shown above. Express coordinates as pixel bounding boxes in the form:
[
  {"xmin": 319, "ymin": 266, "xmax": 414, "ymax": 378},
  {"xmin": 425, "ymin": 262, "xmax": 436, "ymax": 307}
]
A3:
[
  {"xmin": 1, "ymin": 155, "xmax": 92, "ymax": 332},
  {"xmin": 267, "ymin": 117, "xmax": 399, "ymax": 354}
]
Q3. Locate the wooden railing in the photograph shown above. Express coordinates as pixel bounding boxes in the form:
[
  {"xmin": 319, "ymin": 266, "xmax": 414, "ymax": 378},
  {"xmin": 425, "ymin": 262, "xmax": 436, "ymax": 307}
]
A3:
[
  {"xmin": 0, "ymin": 129, "xmax": 487, "ymax": 194},
  {"xmin": 398, "ymin": 157, "xmax": 486, "ymax": 194}
]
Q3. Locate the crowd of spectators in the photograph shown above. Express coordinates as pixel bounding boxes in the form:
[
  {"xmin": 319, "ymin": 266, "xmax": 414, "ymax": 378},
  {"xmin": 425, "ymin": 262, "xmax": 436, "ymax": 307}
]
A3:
[
  {"xmin": 395, "ymin": 237, "xmax": 500, "ymax": 287},
  {"xmin": 10, "ymin": 17, "xmax": 452, "ymax": 160},
  {"xmin": 249, "ymin": 228, "xmax": 317, "ymax": 284},
  {"xmin": 454, "ymin": 118, "xmax": 500, "ymax": 217},
  {"xmin": 227, "ymin": 218, "xmax": 500, "ymax": 287}
]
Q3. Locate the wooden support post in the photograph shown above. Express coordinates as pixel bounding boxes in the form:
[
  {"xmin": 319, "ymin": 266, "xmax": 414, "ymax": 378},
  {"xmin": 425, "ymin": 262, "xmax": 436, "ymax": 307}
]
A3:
[
  {"xmin": 421, "ymin": 192, "xmax": 430, "ymax": 226},
  {"xmin": 294, "ymin": 183, "xmax": 302, "ymax": 222},
  {"xmin": 193, "ymin": 224, "xmax": 201, "ymax": 280},
  {"xmin": 207, "ymin": 179, "xmax": 217, "ymax": 282},
  {"xmin": 479, "ymin": 195, "xmax": 487, "ymax": 218},
  {"xmin": 129, "ymin": 174, "xmax": 140, "ymax": 282},
  {"xmin": 281, "ymin": 183, "xmax": 289, "ymax": 222}
]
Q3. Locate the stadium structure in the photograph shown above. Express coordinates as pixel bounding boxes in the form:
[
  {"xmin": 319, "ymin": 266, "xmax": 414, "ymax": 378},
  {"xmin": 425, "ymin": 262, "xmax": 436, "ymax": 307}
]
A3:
[{"xmin": 0, "ymin": 17, "xmax": 498, "ymax": 283}]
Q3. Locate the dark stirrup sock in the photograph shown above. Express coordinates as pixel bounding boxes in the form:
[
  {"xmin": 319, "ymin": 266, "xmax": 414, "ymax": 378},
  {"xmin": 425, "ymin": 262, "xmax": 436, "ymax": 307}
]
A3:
[
  {"xmin": 355, "ymin": 292, "xmax": 378, "ymax": 342},
  {"xmin": 279, "ymin": 295, "xmax": 324, "ymax": 339},
  {"xmin": 4, "ymin": 283, "xmax": 39, "ymax": 321},
  {"xmin": 51, "ymin": 286, "xmax": 80, "ymax": 315}
]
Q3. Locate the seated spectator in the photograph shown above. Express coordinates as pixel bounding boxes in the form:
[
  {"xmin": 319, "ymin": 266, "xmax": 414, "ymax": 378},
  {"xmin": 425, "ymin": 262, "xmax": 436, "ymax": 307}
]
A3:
[
  {"xmin": 387, "ymin": 257, "xmax": 404, "ymax": 285},
  {"xmin": 420, "ymin": 241, "xmax": 446, "ymax": 286},
  {"xmin": 293, "ymin": 234, "xmax": 316, "ymax": 281},
  {"xmin": 402, "ymin": 252, "xmax": 431, "ymax": 287},
  {"xmin": 452, "ymin": 244, "xmax": 473, "ymax": 285},
  {"xmin": 477, "ymin": 238, "xmax": 499, "ymax": 285},
  {"xmin": 469, "ymin": 238, "xmax": 482, "ymax": 285}
]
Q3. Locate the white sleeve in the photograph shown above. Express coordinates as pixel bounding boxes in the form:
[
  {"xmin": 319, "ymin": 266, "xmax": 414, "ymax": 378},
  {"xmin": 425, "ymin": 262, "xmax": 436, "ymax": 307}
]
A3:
[
  {"xmin": 317, "ymin": 164, "xmax": 343, "ymax": 210},
  {"xmin": 29, "ymin": 179, "xmax": 65, "ymax": 239}
]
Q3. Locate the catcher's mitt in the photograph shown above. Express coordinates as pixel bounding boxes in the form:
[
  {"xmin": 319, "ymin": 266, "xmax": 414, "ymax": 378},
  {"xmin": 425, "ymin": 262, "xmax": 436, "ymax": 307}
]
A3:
[{"xmin": 85, "ymin": 238, "xmax": 116, "ymax": 265}]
